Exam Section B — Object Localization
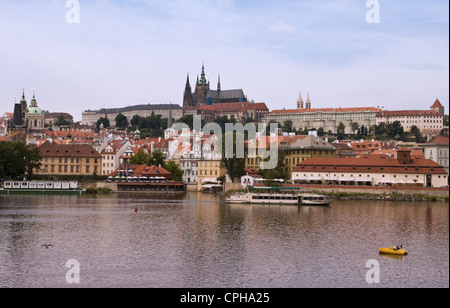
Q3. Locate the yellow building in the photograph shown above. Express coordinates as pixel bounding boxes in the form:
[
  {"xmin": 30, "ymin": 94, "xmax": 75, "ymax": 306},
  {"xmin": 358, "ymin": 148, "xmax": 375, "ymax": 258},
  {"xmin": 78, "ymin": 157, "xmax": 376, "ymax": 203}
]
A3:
[
  {"xmin": 197, "ymin": 159, "xmax": 226, "ymax": 191},
  {"xmin": 37, "ymin": 141, "xmax": 102, "ymax": 176},
  {"xmin": 281, "ymin": 135, "xmax": 336, "ymax": 179},
  {"xmin": 245, "ymin": 135, "xmax": 335, "ymax": 179}
]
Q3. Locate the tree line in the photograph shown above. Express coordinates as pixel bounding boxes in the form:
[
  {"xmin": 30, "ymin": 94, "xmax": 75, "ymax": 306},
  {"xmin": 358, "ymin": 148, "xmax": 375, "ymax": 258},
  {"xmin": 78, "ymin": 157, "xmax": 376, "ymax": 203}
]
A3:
[{"xmin": 0, "ymin": 142, "xmax": 42, "ymax": 180}]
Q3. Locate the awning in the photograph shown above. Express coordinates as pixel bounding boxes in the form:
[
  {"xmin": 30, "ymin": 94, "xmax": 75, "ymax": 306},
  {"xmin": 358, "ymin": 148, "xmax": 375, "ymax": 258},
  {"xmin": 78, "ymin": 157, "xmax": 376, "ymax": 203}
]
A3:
[
  {"xmin": 292, "ymin": 177, "xmax": 308, "ymax": 181},
  {"xmin": 202, "ymin": 178, "xmax": 219, "ymax": 183},
  {"xmin": 355, "ymin": 178, "xmax": 373, "ymax": 182},
  {"xmin": 323, "ymin": 177, "xmax": 338, "ymax": 181},
  {"xmin": 339, "ymin": 177, "xmax": 355, "ymax": 182},
  {"xmin": 307, "ymin": 177, "xmax": 323, "ymax": 181}
]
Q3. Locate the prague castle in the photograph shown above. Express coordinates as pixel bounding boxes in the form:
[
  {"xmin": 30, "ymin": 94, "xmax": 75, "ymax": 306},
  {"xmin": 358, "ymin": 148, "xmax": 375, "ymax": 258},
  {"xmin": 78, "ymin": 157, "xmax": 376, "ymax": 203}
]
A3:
[{"xmin": 183, "ymin": 64, "xmax": 247, "ymax": 108}]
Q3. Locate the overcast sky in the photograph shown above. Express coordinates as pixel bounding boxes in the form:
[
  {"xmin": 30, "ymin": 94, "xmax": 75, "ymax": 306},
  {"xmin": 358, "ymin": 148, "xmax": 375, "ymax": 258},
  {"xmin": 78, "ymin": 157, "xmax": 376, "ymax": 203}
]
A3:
[{"xmin": 0, "ymin": 0, "xmax": 448, "ymax": 121}]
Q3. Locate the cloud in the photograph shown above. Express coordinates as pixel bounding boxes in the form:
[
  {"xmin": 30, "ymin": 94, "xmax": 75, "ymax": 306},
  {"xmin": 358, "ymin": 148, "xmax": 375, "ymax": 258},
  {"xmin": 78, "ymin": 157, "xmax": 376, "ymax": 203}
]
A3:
[
  {"xmin": 269, "ymin": 21, "xmax": 297, "ymax": 35},
  {"xmin": 0, "ymin": 0, "xmax": 448, "ymax": 120}
]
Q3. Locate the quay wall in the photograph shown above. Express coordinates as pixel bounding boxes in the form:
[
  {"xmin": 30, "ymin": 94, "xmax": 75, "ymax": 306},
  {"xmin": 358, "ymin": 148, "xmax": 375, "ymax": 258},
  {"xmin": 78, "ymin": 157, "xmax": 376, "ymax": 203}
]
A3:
[{"xmin": 81, "ymin": 182, "xmax": 449, "ymax": 199}]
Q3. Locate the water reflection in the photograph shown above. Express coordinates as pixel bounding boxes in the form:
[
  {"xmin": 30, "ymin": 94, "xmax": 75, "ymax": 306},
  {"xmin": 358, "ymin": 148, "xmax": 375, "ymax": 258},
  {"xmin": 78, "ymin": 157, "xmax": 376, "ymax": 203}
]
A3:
[{"xmin": 0, "ymin": 194, "xmax": 448, "ymax": 288}]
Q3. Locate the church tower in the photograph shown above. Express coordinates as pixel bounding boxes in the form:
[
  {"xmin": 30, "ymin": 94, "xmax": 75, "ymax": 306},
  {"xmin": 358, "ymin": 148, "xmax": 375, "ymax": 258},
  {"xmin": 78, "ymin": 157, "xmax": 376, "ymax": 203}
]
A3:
[
  {"xmin": 183, "ymin": 74, "xmax": 194, "ymax": 107},
  {"xmin": 194, "ymin": 64, "xmax": 210, "ymax": 107},
  {"xmin": 430, "ymin": 99, "xmax": 445, "ymax": 115},
  {"xmin": 305, "ymin": 93, "xmax": 312, "ymax": 110},
  {"xmin": 297, "ymin": 92, "xmax": 304, "ymax": 109}
]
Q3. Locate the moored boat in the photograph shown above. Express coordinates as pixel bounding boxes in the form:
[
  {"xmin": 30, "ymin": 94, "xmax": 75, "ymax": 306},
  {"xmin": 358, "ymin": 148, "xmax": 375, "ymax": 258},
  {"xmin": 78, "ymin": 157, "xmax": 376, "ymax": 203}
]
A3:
[
  {"xmin": 226, "ymin": 187, "xmax": 331, "ymax": 206},
  {"xmin": 0, "ymin": 181, "xmax": 86, "ymax": 195}
]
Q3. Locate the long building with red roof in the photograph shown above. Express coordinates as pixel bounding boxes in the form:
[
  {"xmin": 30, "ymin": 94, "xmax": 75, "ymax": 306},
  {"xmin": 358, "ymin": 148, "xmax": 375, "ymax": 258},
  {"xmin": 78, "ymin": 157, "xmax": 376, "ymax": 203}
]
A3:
[
  {"xmin": 266, "ymin": 106, "xmax": 380, "ymax": 135},
  {"xmin": 292, "ymin": 148, "xmax": 448, "ymax": 188}
]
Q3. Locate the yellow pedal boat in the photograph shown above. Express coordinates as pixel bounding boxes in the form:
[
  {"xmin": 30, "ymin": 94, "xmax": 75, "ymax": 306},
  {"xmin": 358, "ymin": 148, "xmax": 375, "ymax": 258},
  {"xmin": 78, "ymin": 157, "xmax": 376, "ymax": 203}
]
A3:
[{"xmin": 379, "ymin": 247, "xmax": 408, "ymax": 256}]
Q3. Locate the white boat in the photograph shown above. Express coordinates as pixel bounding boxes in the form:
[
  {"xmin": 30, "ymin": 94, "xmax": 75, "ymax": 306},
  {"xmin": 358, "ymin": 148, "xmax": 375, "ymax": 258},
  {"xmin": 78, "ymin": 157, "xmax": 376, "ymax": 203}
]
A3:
[{"xmin": 226, "ymin": 187, "xmax": 331, "ymax": 206}]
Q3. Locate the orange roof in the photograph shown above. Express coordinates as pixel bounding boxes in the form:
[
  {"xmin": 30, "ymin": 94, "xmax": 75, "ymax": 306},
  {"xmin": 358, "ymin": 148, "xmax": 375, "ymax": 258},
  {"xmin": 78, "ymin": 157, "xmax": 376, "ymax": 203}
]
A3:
[
  {"xmin": 431, "ymin": 99, "xmax": 444, "ymax": 108},
  {"xmin": 111, "ymin": 164, "xmax": 172, "ymax": 178},
  {"xmin": 199, "ymin": 102, "xmax": 269, "ymax": 112},
  {"xmin": 293, "ymin": 155, "xmax": 446, "ymax": 175},
  {"xmin": 427, "ymin": 135, "xmax": 449, "ymax": 145},
  {"xmin": 377, "ymin": 110, "xmax": 441, "ymax": 117},
  {"xmin": 39, "ymin": 141, "xmax": 101, "ymax": 158}
]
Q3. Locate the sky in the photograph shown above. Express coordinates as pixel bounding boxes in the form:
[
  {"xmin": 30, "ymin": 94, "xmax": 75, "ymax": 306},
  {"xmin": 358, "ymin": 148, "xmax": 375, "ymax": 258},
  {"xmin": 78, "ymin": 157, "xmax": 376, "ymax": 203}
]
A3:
[{"xmin": 0, "ymin": 0, "xmax": 448, "ymax": 122}]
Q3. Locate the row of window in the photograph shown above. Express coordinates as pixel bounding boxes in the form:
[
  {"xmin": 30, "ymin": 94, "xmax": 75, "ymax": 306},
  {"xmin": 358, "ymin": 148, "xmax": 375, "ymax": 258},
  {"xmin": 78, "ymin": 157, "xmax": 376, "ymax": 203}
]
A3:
[
  {"xmin": 199, "ymin": 170, "xmax": 219, "ymax": 176},
  {"xmin": 43, "ymin": 165, "xmax": 98, "ymax": 174},
  {"xmin": 44, "ymin": 157, "xmax": 98, "ymax": 164}
]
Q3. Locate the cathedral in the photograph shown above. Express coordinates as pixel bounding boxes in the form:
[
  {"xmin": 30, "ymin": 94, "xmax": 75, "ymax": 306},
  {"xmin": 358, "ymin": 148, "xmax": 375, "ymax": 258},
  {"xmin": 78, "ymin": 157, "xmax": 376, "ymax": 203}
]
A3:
[
  {"xmin": 183, "ymin": 65, "xmax": 247, "ymax": 108},
  {"xmin": 9, "ymin": 90, "xmax": 45, "ymax": 142}
]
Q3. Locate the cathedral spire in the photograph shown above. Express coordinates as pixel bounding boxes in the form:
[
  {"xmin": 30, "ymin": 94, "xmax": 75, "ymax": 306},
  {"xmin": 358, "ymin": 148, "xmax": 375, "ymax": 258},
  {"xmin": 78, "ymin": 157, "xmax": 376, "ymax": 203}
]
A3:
[
  {"xmin": 200, "ymin": 64, "xmax": 207, "ymax": 84},
  {"xmin": 183, "ymin": 74, "xmax": 194, "ymax": 107}
]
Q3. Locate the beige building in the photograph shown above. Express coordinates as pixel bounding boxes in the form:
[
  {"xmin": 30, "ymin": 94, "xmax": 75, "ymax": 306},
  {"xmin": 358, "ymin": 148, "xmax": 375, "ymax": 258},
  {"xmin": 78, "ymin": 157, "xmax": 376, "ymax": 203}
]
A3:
[
  {"xmin": 376, "ymin": 100, "xmax": 445, "ymax": 135},
  {"xmin": 82, "ymin": 104, "xmax": 183, "ymax": 126},
  {"xmin": 100, "ymin": 139, "xmax": 132, "ymax": 175},
  {"xmin": 267, "ymin": 106, "xmax": 379, "ymax": 135},
  {"xmin": 37, "ymin": 141, "xmax": 102, "ymax": 176},
  {"xmin": 421, "ymin": 135, "xmax": 449, "ymax": 177}
]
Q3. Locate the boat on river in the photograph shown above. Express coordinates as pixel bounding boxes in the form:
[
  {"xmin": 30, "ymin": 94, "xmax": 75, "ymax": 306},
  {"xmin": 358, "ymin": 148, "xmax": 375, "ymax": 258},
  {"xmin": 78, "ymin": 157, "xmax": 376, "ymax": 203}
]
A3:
[
  {"xmin": 379, "ymin": 246, "xmax": 408, "ymax": 256},
  {"xmin": 226, "ymin": 187, "xmax": 331, "ymax": 206},
  {"xmin": 0, "ymin": 181, "xmax": 86, "ymax": 195}
]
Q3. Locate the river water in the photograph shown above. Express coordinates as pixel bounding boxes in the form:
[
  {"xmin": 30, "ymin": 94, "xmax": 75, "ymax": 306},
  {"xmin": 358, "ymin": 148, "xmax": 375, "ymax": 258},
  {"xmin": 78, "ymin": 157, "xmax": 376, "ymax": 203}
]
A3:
[{"xmin": 0, "ymin": 192, "xmax": 448, "ymax": 288}]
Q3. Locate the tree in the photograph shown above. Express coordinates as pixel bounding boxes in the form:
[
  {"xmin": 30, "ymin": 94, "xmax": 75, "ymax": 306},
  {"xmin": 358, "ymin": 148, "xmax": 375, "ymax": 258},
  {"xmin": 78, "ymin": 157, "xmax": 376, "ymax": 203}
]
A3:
[
  {"xmin": 0, "ymin": 142, "xmax": 42, "ymax": 180},
  {"xmin": 23, "ymin": 144, "xmax": 42, "ymax": 180},
  {"xmin": 165, "ymin": 160, "xmax": 183, "ymax": 181},
  {"xmin": 337, "ymin": 122, "xmax": 346, "ymax": 140},
  {"xmin": 96, "ymin": 117, "xmax": 110, "ymax": 131},
  {"xmin": 375, "ymin": 122, "xmax": 387, "ymax": 135},
  {"xmin": 115, "ymin": 113, "xmax": 128, "ymax": 129},
  {"xmin": 282, "ymin": 120, "xmax": 293, "ymax": 133},
  {"xmin": 215, "ymin": 116, "xmax": 237, "ymax": 132},
  {"xmin": 148, "ymin": 150, "xmax": 165, "ymax": 168},
  {"xmin": 387, "ymin": 121, "xmax": 403, "ymax": 139},
  {"xmin": 130, "ymin": 150, "xmax": 149, "ymax": 165},
  {"xmin": 221, "ymin": 131, "xmax": 246, "ymax": 183},
  {"xmin": 317, "ymin": 127, "xmax": 325, "ymax": 137},
  {"xmin": 351, "ymin": 122, "xmax": 360, "ymax": 135},
  {"xmin": 55, "ymin": 114, "xmax": 71, "ymax": 126}
]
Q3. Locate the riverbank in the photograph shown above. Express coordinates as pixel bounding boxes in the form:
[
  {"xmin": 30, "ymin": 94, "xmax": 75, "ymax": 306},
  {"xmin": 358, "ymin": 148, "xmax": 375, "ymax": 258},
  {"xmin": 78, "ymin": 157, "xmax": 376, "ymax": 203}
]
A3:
[
  {"xmin": 81, "ymin": 181, "xmax": 449, "ymax": 201},
  {"xmin": 304, "ymin": 185, "xmax": 449, "ymax": 202},
  {"xmin": 225, "ymin": 183, "xmax": 449, "ymax": 202}
]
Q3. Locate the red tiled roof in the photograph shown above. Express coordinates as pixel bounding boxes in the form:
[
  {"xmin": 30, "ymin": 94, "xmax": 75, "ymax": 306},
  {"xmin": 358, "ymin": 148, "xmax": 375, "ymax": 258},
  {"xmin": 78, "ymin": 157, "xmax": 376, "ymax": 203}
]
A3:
[
  {"xmin": 377, "ymin": 110, "xmax": 441, "ymax": 117},
  {"xmin": 427, "ymin": 135, "xmax": 449, "ymax": 145},
  {"xmin": 293, "ymin": 155, "xmax": 447, "ymax": 175},
  {"xmin": 270, "ymin": 107, "xmax": 379, "ymax": 115},
  {"xmin": 111, "ymin": 164, "xmax": 172, "ymax": 179},
  {"xmin": 431, "ymin": 99, "xmax": 444, "ymax": 108},
  {"xmin": 39, "ymin": 141, "xmax": 101, "ymax": 158},
  {"xmin": 198, "ymin": 102, "xmax": 269, "ymax": 112}
]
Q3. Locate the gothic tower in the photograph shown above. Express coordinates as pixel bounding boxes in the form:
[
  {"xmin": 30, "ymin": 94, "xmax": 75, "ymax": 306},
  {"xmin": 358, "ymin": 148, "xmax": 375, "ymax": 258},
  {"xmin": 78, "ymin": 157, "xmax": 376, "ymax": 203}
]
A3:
[
  {"xmin": 183, "ymin": 74, "xmax": 194, "ymax": 107},
  {"xmin": 194, "ymin": 64, "xmax": 210, "ymax": 106}
]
